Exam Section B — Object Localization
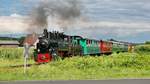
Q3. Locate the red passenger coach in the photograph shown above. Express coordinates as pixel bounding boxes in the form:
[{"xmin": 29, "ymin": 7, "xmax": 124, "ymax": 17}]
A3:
[
  {"xmin": 100, "ymin": 40, "xmax": 112, "ymax": 54},
  {"xmin": 37, "ymin": 53, "xmax": 52, "ymax": 63}
]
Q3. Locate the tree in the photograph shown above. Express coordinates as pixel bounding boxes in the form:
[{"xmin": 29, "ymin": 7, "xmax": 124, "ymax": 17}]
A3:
[{"xmin": 145, "ymin": 41, "xmax": 150, "ymax": 44}]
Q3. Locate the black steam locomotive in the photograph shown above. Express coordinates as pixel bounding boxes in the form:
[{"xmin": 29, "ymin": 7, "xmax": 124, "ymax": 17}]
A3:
[{"xmin": 34, "ymin": 29, "xmax": 82, "ymax": 63}]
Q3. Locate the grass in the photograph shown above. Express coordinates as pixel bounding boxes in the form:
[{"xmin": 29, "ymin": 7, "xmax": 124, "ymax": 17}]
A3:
[
  {"xmin": 0, "ymin": 52, "xmax": 150, "ymax": 80},
  {"xmin": 0, "ymin": 47, "xmax": 34, "ymax": 59}
]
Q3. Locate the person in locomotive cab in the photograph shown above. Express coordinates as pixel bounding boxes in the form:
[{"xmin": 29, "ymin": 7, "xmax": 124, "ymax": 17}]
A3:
[{"xmin": 51, "ymin": 48, "xmax": 59, "ymax": 61}]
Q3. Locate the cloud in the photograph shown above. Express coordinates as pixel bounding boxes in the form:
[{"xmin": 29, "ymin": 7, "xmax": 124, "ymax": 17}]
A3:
[
  {"xmin": 0, "ymin": 0, "xmax": 150, "ymax": 42},
  {"xmin": 10, "ymin": 13, "xmax": 24, "ymax": 18},
  {"xmin": 82, "ymin": 0, "xmax": 150, "ymax": 21},
  {"xmin": 0, "ymin": 13, "xmax": 70, "ymax": 33},
  {"xmin": 66, "ymin": 20, "xmax": 150, "ymax": 39},
  {"xmin": 0, "ymin": 13, "xmax": 150, "ymax": 40},
  {"xmin": 0, "ymin": 14, "xmax": 29, "ymax": 33}
]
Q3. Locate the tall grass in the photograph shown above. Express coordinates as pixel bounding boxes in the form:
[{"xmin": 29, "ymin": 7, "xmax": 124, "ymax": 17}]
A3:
[
  {"xmin": 0, "ymin": 47, "xmax": 33, "ymax": 59},
  {"xmin": 0, "ymin": 47, "xmax": 150, "ymax": 80},
  {"xmin": 0, "ymin": 52, "xmax": 150, "ymax": 80}
]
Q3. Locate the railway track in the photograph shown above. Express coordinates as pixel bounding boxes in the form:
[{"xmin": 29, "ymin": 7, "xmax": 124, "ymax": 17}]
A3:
[
  {"xmin": 10, "ymin": 63, "xmax": 41, "ymax": 68},
  {"xmin": 1, "ymin": 63, "xmax": 42, "ymax": 69}
]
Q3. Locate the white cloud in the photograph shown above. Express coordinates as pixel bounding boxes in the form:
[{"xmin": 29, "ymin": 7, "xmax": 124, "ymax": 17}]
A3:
[
  {"xmin": 66, "ymin": 20, "xmax": 150, "ymax": 38},
  {"xmin": 82, "ymin": 0, "xmax": 150, "ymax": 21},
  {"xmin": 0, "ymin": 14, "xmax": 29, "ymax": 33},
  {"xmin": 0, "ymin": 14, "xmax": 64, "ymax": 33},
  {"xmin": 0, "ymin": 13, "xmax": 150, "ymax": 39},
  {"xmin": 10, "ymin": 13, "xmax": 24, "ymax": 18},
  {"xmin": 0, "ymin": 0, "xmax": 150, "ymax": 42}
]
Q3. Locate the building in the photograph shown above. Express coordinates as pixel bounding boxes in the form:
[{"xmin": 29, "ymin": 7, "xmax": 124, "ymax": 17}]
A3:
[{"xmin": 0, "ymin": 41, "xmax": 19, "ymax": 47}]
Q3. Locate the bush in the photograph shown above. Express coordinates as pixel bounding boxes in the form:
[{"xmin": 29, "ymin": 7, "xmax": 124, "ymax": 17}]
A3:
[
  {"xmin": 135, "ymin": 45, "xmax": 150, "ymax": 53},
  {"xmin": 145, "ymin": 41, "xmax": 150, "ymax": 44}
]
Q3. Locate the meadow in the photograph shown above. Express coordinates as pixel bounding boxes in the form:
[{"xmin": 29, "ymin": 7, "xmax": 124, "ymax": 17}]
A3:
[{"xmin": 0, "ymin": 46, "xmax": 150, "ymax": 80}]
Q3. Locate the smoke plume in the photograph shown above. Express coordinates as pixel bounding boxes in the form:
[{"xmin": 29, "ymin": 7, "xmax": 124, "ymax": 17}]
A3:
[{"xmin": 28, "ymin": 0, "xmax": 82, "ymax": 33}]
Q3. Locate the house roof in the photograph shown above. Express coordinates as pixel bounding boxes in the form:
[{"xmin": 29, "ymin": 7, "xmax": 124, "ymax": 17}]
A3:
[
  {"xmin": 23, "ymin": 33, "xmax": 39, "ymax": 46},
  {"xmin": 0, "ymin": 41, "xmax": 19, "ymax": 45}
]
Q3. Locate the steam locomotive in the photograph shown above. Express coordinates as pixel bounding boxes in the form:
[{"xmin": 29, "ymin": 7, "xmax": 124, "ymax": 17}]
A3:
[{"xmin": 34, "ymin": 29, "xmax": 134, "ymax": 63}]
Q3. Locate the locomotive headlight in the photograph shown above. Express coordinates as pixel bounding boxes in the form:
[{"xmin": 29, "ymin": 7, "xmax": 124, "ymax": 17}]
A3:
[
  {"xmin": 42, "ymin": 42, "xmax": 46, "ymax": 45},
  {"xmin": 38, "ymin": 49, "xmax": 40, "ymax": 52}
]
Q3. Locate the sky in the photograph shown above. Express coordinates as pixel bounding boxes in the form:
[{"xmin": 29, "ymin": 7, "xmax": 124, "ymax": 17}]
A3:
[{"xmin": 0, "ymin": 0, "xmax": 150, "ymax": 43}]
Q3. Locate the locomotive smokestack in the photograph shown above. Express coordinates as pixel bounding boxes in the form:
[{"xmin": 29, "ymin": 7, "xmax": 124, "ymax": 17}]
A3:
[{"xmin": 43, "ymin": 29, "xmax": 48, "ymax": 38}]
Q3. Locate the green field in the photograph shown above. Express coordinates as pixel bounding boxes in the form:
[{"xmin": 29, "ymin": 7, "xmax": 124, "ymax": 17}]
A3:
[{"xmin": 0, "ymin": 46, "xmax": 150, "ymax": 80}]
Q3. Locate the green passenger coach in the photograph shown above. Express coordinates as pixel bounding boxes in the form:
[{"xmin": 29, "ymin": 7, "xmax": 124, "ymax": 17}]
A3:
[{"xmin": 78, "ymin": 38, "xmax": 100, "ymax": 55}]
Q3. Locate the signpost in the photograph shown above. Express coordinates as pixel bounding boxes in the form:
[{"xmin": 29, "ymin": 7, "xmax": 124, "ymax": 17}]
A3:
[{"xmin": 24, "ymin": 43, "xmax": 30, "ymax": 74}]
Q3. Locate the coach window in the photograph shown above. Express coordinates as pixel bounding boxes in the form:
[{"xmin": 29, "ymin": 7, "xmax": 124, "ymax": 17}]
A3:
[
  {"xmin": 74, "ymin": 41, "xmax": 77, "ymax": 45},
  {"xmin": 86, "ymin": 40, "xmax": 88, "ymax": 45},
  {"xmin": 77, "ymin": 40, "xmax": 80, "ymax": 45}
]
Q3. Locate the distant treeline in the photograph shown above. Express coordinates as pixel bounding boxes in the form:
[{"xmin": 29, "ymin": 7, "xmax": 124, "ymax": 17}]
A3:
[
  {"xmin": 135, "ymin": 41, "xmax": 150, "ymax": 53},
  {"xmin": 145, "ymin": 41, "xmax": 150, "ymax": 44},
  {"xmin": 0, "ymin": 37, "xmax": 18, "ymax": 41}
]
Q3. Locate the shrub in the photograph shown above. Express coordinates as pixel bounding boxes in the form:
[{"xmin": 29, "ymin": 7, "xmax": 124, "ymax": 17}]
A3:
[{"xmin": 135, "ymin": 45, "xmax": 150, "ymax": 53}]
